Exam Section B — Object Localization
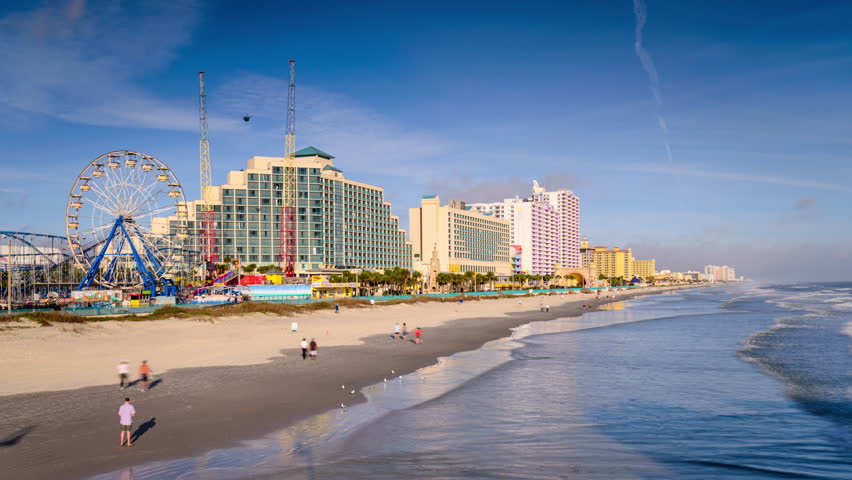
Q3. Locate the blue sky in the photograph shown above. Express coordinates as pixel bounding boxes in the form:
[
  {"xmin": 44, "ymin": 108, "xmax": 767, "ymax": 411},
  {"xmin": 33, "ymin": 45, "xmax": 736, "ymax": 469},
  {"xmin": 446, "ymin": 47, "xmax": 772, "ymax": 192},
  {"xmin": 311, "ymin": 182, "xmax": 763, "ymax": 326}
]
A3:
[{"xmin": 1, "ymin": 0, "xmax": 850, "ymax": 281}]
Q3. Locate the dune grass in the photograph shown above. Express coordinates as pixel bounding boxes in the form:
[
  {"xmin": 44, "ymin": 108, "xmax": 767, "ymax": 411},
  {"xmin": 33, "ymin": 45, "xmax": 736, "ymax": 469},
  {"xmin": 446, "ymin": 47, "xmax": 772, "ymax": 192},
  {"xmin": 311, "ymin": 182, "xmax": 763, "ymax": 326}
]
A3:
[{"xmin": 0, "ymin": 290, "xmax": 560, "ymax": 326}]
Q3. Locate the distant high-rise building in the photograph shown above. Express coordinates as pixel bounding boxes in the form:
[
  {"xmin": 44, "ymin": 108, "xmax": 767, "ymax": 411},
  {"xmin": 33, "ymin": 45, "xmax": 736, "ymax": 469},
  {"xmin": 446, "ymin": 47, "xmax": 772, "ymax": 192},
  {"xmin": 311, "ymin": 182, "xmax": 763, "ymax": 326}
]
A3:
[
  {"xmin": 704, "ymin": 265, "xmax": 737, "ymax": 282},
  {"xmin": 468, "ymin": 181, "xmax": 580, "ymax": 275}
]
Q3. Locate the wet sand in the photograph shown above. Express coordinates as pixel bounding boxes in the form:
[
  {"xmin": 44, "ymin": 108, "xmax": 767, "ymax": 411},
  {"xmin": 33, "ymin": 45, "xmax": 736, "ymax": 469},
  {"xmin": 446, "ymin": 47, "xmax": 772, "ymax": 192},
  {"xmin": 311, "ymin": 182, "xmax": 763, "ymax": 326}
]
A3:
[{"xmin": 0, "ymin": 288, "xmax": 684, "ymax": 480}]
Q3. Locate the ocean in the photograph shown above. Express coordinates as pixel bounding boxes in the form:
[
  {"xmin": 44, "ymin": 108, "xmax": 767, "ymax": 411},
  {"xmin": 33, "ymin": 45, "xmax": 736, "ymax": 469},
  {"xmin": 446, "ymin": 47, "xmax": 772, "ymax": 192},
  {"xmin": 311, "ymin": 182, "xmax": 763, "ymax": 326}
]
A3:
[{"xmin": 96, "ymin": 284, "xmax": 852, "ymax": 479}]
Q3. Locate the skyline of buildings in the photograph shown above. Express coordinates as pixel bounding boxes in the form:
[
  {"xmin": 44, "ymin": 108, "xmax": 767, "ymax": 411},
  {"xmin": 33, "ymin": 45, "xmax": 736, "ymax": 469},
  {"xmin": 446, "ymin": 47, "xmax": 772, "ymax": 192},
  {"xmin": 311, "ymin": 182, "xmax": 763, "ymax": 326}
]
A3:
[{"xmin": 143, "ymin": 149, "xmax": 738, "ymax": 283}]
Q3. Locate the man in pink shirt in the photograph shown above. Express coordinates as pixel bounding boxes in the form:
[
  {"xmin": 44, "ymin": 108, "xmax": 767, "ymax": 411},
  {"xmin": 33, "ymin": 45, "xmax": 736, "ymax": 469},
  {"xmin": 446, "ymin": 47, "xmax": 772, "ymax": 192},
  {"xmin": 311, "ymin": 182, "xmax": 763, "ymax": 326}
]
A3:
[{"xmin": 118, "ymin": 397, "xmax": 136, "ymax": 447}]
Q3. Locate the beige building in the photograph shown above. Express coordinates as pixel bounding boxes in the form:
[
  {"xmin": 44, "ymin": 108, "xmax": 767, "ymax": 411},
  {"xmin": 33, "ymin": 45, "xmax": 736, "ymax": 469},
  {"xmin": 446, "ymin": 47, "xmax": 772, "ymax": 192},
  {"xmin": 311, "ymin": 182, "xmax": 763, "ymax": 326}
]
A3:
[
  {"xmin": 409, "ymin": 195, "xmax": 511, "ymax": 276},
  {"xmin": 590, "ymin": 246, "xmax": 634, "ymax": 279},
  {"xmin": 633, "ymin": 259, "xmax": 656, "ymax": 280}
]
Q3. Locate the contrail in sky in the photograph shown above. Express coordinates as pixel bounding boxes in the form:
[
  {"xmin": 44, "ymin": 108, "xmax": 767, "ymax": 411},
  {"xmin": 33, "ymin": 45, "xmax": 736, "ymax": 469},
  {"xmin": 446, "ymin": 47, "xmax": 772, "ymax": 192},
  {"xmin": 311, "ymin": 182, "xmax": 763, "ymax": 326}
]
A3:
[{"xmin": 633, "ymin": 0, "xmax": 673, "ymax": 163}]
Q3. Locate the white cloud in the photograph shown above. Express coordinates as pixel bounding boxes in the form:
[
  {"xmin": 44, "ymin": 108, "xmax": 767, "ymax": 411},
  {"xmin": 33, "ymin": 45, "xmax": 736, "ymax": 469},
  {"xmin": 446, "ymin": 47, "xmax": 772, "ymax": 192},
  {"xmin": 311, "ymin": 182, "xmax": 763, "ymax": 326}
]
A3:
[{"xmin": 0, "ymin": 0, "xmax": 235, "ymax": 131}]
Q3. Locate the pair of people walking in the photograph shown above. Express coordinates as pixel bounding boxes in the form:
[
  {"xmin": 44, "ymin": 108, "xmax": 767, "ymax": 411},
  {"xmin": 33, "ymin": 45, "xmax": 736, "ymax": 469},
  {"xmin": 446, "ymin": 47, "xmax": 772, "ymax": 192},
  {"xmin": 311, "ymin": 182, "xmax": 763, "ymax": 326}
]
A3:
[
  {"xmin": 117, "ymin": 360, "xmax": 153, "ymax": 391},
  {"xmin": 301, "ymin": 338, "xmax": 318, "ymax": 359},
  {"xmin": 393, "ymin": 323, "xmax": 409, "ymax": 341}
]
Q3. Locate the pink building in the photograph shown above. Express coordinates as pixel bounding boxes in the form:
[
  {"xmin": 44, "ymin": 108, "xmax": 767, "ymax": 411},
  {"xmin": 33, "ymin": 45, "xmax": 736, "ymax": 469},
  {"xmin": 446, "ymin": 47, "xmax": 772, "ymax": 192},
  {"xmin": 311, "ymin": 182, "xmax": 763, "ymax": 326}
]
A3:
[{"xmin": 469, "ymin": 181, "xmax": 580, "ymax": 275}]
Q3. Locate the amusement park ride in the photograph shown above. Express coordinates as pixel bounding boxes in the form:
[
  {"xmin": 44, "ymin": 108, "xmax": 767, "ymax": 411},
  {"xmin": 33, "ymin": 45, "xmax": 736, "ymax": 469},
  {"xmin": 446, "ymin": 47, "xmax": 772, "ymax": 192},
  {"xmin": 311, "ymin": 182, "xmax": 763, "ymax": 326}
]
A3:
[
  {"xmin": 2, "ymin": 64, "xmax": 303, "ymax": 307},
  {"xmin": 65, "ymin": 150, "xmax": 189, "ymax": 297}
]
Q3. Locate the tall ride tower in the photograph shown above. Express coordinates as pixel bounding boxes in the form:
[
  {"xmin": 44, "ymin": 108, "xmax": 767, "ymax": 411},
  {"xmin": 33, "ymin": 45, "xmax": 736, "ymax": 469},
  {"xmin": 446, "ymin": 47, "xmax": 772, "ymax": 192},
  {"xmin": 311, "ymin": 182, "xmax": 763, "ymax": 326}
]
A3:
[
  {"xmin": 278, "ymin": 60, "xmax": 297, "ymax": 276},
  {"xmin": 198, "ymin": 71, "xmax": 218, "ymax": 280}
]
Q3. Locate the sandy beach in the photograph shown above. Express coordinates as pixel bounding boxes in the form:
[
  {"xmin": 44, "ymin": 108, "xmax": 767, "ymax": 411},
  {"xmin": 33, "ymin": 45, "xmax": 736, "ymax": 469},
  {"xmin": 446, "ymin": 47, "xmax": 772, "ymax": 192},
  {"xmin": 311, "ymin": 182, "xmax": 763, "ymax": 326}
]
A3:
[{"xmin": 0, "ymin": 287, "xmax": 683, "ymax": 480}]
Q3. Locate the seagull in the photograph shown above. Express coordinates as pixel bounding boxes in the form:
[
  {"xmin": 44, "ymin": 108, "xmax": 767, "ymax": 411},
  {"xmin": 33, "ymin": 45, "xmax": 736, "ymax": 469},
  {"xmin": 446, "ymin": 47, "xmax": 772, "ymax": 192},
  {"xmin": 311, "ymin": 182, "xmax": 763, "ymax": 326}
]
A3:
[
  {"xmin": 383, "ymin": 378, "xmax": 387, "ymax": 383},
  {"xmin": 391, "ymin": 370, "xmax": 395, "ymax": 374},
  {"xmin": 340, "ymin": 403, "xmax": 346, "ymax": 409},
  {"xmin": 350, "ymin": 389, "xmax": 355, "ymax": 394},
  {"xmin": 399, "ymin": 376, "xmax": 404, "ymax": 381},
  {"xmin": 341, "ymin": 385, "xmax": 345, "ymax": 389}
]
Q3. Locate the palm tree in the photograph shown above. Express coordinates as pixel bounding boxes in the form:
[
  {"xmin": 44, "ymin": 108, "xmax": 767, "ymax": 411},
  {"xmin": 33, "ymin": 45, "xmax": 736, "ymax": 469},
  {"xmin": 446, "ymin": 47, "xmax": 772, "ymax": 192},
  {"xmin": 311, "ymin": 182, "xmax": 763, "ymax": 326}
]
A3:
[
  {"xmin": 461, "ymin": 271, "xmax": 474, "ymax": 292},
  {"xmin": 411, "ymin": 271, "xmax": 423, "ymax": 293},
  {"xmin": 484, "ymin": 271, "xmax": 496, "ymax": 291}
]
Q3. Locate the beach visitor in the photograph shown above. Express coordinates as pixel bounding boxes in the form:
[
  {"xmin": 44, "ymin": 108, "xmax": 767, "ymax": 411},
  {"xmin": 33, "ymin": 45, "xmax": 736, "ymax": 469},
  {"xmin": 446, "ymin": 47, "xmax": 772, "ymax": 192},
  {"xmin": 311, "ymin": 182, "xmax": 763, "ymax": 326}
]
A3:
[
  {"xmin": 393, "ymin": 323, "xmax": 401, "ymax": 340},
  {"xmin": 309, "ymin": 338, "xmax": 318, "ymax": 359},
  {"xmin": 301, "ymin": 338, "xmax": 308, "ymax": 360},
  {"xmin": 117, "ymin": 360, "xmax": 130, "ymax": 390},
  {"xmin": 138, "ymin": 361, "xmax": 152, "ymax": 392},
  {"xmin": 402, "ymin": 323, "xmax": 408, "ymax": 341},
  {"xmin": 335, "ymin": 303, "xmax": 339, "ymax": 314},
  {"xmin": 539, "ymin": 301, "xmax": 544, "ymax": 312},
  {"xmin": 118, "ymin": 397, "xmax": 136, "ymax": 447},
  {"xmin": 415, "ymin": 327, "xmax": 422, "ymax": 344},
  {"xmin": 545, "ymin": 304, "xmax": 550, "ymax": 312}
]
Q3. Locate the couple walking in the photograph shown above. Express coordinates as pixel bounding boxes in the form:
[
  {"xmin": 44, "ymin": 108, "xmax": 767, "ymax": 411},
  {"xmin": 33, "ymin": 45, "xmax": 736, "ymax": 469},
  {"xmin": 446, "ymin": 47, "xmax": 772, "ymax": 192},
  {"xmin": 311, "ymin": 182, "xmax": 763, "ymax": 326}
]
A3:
[
  {"xmin": 117, "ymin": 360, "xmax": 153, "ymax": 391},
  {"xmin": 393, "ymin": 322, "xmax": 408, "ymax": 340},
  {"xmin": 300, "ymin": 338, "xmax": 318, "ymax": 359}
]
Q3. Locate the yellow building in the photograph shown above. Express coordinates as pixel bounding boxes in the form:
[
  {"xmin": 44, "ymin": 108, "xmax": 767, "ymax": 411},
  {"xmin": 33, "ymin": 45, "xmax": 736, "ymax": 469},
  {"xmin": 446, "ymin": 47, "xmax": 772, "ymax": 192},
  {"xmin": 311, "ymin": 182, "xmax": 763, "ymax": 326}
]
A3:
[
  {"xmin": 632, "ymin": 259, "xmax": 656, "ymax": 280},
  {"xmin": 591, "ymin": 246, "xmax": 634, "ymax": 279},
  {"xmin": 409, "ymin": 196, "xmax": 512, "ymax": 276}
]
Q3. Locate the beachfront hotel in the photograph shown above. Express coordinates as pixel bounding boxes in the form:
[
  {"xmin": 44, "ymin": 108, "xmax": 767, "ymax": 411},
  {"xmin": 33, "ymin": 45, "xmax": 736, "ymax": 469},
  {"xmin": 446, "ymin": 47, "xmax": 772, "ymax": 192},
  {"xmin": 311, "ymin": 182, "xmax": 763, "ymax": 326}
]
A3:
[
  {"xmin": 468, "ymin": 181, "xmax": 580, "ymax": 275},
  {"xmin": 585, "ymin": 245, "xmax": 635, "ymax": 279},
  {"xmin": 409, "ymin": 196, "xmax": 512, "ymax": 276},
  {"xmin": 632, "ymin": 259, "xmax": 656, "ymax": 280},
  {"xmin": 153, "ymin": 147, "xmax": 411, "ymax": 274}
]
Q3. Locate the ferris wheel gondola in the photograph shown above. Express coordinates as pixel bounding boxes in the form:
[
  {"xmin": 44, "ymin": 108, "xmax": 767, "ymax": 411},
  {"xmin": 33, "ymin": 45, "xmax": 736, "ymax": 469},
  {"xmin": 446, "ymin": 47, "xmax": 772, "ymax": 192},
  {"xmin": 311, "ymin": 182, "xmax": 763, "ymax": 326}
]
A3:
[{"xmin": 65, "ymin": 150, "xmax": 188, "ymax": 295}]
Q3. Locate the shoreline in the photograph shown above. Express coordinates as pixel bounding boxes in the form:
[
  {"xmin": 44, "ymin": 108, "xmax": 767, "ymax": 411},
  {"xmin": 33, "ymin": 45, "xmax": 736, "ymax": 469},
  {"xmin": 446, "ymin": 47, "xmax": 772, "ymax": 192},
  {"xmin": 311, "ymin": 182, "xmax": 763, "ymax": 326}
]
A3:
[{"xmin": 0, "ymin": 286, "xmax": 694, "ymax": 480}]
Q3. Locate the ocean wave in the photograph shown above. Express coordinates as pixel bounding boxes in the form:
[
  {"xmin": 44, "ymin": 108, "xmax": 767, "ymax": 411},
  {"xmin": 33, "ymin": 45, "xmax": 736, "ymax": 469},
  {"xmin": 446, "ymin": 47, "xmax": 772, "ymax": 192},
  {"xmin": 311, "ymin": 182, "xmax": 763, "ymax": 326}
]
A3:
[{"xmin": 833, "ymin": 302, "xmax": 852, "ymax": 311}]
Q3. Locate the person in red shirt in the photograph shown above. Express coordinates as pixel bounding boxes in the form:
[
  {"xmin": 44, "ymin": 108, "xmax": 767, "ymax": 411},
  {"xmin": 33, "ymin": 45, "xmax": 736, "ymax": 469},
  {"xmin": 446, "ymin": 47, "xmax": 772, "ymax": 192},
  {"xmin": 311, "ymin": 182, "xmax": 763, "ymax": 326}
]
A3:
[
  {"xmin": 415, "ymin": 327, "xmax": 422, "ymax": 344},
  {"xmin": 138, "ymin": 361, "xmax": 153, "ymax": 392}
]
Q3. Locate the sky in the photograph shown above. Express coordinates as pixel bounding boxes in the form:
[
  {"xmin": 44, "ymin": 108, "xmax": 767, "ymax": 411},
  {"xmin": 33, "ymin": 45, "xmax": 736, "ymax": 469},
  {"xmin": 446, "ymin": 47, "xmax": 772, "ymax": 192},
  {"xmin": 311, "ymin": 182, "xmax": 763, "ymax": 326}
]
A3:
[{"xmin": 0, "ymin": 0, "xmax": 850, "ymax": 282}]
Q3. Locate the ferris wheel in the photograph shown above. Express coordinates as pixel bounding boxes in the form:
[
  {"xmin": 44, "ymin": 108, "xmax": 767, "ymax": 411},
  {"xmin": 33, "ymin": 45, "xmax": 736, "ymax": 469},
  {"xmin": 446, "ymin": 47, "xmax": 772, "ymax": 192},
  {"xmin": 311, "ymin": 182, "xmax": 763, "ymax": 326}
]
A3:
[{"xmin": 65, "ymin": 150, "xmax": 189, "ymax": 293}]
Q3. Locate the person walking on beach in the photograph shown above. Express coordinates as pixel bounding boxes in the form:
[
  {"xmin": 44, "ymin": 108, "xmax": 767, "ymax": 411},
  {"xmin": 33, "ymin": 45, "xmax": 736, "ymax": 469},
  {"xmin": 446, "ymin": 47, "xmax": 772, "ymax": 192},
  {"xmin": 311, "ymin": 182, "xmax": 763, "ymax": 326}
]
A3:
[
  {"xmin": 309, "ymin": 338, "xmax": 318, "ymax": 359},
  {"xmin": 117, "ymin": 360, "xmax": 129, "ymax": 390},
  {"xmin": 301, "ymin": 338, "xmax": 308, "ymax": 360},
  {"xmin": 138, "ymin": 361, "xmax": 152, "ymax": 392},
  {"xmin": 118, "ymin": 397, "xmax": 136, "ymax": 447},
  {"xmin": 545, "ymin": 304, "xmax": 550, "ymax": 312},
  {"xmin": 393, "ymin": 323, "xmax": 401, "ymax": 340},
  {"xmin": 335, "ymin": 303, "xmax": 339, "ymax": 314},
  {"xmin": 402, "ymin": 323, "xmax": 408, "ymax": 341},
  {"xmin": 415, "ymin": 327, "xmax": 422, "ymax": 344}
]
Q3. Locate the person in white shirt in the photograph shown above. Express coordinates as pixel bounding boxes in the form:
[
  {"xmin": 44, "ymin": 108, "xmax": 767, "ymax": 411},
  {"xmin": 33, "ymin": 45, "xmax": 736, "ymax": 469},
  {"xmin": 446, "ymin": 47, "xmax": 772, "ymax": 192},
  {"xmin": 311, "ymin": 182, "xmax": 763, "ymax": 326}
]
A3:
[
  {"xmin": 117, "ymin": 361, "xmax": 130, "ymax": 390},
  {"xmin": 393, "ymin": 323, "xmax": 401, "ymax": 340},
  {"xmin": 300, "ymin": 338, "xmax": 308, "ymax": 360}
]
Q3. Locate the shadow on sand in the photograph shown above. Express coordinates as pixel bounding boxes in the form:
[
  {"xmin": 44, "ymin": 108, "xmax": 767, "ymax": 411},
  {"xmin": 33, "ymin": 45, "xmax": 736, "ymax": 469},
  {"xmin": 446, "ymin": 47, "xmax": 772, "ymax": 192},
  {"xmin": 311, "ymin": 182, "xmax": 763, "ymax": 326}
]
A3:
[
  {"xmin": 0, "ymin": 425, "xmax": 36, "ymax": 447},
  {"xmin": 131, "ymin": 418, "xmax": 157, "ymax": 444}
]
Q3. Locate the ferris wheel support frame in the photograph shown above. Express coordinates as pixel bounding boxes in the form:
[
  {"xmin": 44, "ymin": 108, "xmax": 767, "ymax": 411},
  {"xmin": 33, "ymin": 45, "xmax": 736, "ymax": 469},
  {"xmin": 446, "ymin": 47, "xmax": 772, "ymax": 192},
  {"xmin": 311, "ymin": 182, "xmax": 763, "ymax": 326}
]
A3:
[{"xmin": 76, "ymin": 217, "xmax": 178, "ymax": 297}]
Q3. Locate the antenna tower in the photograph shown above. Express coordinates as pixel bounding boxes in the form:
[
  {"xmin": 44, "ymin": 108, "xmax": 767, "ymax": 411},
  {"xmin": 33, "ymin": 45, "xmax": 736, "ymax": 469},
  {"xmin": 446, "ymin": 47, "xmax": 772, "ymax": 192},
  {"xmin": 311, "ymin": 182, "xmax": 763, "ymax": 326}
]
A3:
[
  {"xmin": 198, "ymin": 71, "xmax": 218, "ymax": 280},
  {"xmin": 278, "ymin": 60, "xmax": 297, "ymax": 276}
]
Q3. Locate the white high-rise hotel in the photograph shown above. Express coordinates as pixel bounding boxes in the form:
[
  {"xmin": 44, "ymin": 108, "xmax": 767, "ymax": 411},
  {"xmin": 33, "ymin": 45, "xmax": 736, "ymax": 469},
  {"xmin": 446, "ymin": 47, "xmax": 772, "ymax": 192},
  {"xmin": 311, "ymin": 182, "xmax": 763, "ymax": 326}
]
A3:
[{"xmin": 469, "ymin": 181, "xmax": 580, "ymax": 275}]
